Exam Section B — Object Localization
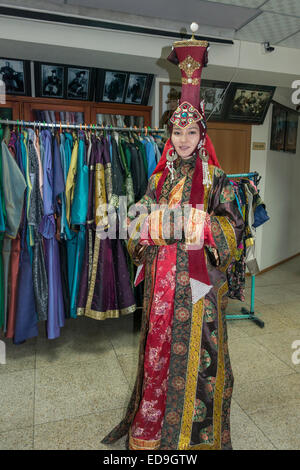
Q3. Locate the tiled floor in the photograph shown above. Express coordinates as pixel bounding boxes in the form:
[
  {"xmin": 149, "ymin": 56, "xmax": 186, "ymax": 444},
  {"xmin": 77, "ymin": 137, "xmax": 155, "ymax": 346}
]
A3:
[{"xmin": 0, "ymin": 257, "xmax": 300, "ymax": 450}]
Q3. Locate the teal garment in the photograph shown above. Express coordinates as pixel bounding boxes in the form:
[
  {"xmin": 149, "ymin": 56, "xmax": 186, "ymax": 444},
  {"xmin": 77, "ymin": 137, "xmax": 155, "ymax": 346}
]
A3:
[
  {"xmin": 20, "ymin": 132, "xmax": 33, "ymax": 264},
  {"xmin": 69, "ymin": 225, "xmax": 86, "ymax": 318},
  {"xmin": 61, "ymin": 132, "xmax": 75, "ymax": 241},
  {"xmin": 69, "ymin": 136, "xmax": 89, "ymax": 318},
  {"xmin": 71, "ymin": 136, "xmax": 88, "ymax": 225},
  {"xmin": 57, "ymin": 132, "xmax": 77, "ymax": 316}
]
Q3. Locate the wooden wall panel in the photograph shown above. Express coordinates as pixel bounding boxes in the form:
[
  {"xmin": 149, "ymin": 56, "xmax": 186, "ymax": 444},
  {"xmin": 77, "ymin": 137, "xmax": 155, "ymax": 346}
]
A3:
[{"xmin": 207, "ymin": 122, "xmax": 252, "ymax": 174}]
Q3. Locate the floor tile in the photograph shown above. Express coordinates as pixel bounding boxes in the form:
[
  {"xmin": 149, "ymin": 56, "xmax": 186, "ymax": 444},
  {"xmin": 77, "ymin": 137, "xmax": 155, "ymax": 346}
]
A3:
[
  {"xmin": 229, "ymin": 336, "xmax": 294, "ymax": 388},
  {"xmin": 255, "ymin": 269, "xmax": 300, "ymax": 287},
  {"xmin": 0, "ymin": 337, "xmax": 36, "ymax": 375},
  {"xmin": 233, "ymin": 372, "xmax": 300, "ymax": 415},
  {"xmin": 102, "ymin": 315, "xmax": 140, "ymax": 356},
  {"xmin": 228, "ymin": 304, "xmax": 289, "ymax": 337},
  {"xmin": 0, "ymin": 370, "xmax": 35, "ymax": 433},
  {"xmin": 35, "ymin": 318, "xmax": 112, "ymax": 369},
  {"xmin": 248, "ymin": 399, "xmax": 300, "ymax": 450},
  {"xmin": 34, "ymin": 409, "xmax": 127, "ymax": 450},
  {"xmin": 118, "ymin": 353, "xmax": 139, "ymax": 391},
  {"xmin": 0, "ymin": 426, "xmax": 33, "ymax": 450},
  {"xmin": 230, "ymin": 400, "xmax": 276, "ymax": 450},
  {"xmin": 34, "ymin": 350, "xmax": 130, "ymax": 425},
  {"xmin": 251, "ymin": 328, "xmax": 300, "ymax": 372}
]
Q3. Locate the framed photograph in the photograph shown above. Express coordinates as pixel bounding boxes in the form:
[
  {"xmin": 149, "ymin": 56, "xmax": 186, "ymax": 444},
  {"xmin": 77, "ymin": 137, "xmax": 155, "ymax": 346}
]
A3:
[
  {"xmin": 226, "ymin": 83, "xmax": 275, "ymax": 124},
  {"xmin": 270, "ymin": 103, "xmax": 287, "ymax": 152},
  {"xmin": 35, "ymin": 62, "xmax": 65, "ymax": 98},
  {"xmin": 66, "ymin": 66, "xmax": 94, "ymax": 101},
  {"xmin": 200, "ymin": 80, "xmax": 228, "ymax": 120},
  {"xmin": 159, "ymin": 82, "xmax": 181, "ymax": 127},
  {"xmin": 125, "ymin": 73, "xmax": 153, "ymax": 105},
  {"xmin": 0, "ymin": 58, "xmax": 31, "ymax": 96},
  {"xmin": 285, "ymin": 110, "xmax": 298, "ymax": 153},
  {"xmin": 96, "ymin": 70, "xmax": 128, "ymax": 103}
]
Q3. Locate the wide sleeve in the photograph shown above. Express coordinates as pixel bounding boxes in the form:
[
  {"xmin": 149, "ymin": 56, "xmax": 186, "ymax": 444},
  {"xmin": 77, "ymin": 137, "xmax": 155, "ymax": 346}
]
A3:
[
  {"xmin": 126, "ymin": 172, "xmax": 159, "ymax": 265},
  {"xmin": 207, "ymin": 168, "xmax": 244, "ymax": 271}
]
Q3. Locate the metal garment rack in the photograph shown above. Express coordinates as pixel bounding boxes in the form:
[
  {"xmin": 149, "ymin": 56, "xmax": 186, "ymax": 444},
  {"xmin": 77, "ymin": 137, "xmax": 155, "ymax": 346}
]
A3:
[
  {"xmin": 0, "ymin": 119, "xmax": 165, "ymax": 133},
  {"xmin": 225, "ymin": 171, "xmax": 264, "ymax": 328}
]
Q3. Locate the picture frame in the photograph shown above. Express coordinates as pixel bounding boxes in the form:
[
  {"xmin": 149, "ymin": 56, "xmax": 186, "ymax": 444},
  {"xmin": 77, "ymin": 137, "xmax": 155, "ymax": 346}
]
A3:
[
  {"xmin": 0, "ymin": 57, "xmax": 31, "ymax": 96},
  {"xmin": 96, "ymin": 69, "xmax": 153, "ymax": 105},
  {"xmin": 66, "ymin": 65, "xmax": 95, "ymax": 101},
  {"xmin": 200, "ymin": 80, "xmax": 228, "ymax": 121},
  {"xmin": 159, "ymin": 80, "xmax": 229, "ymax": 127},
  {"xmin": 159, "ymin": 81, "xmax": 181, "ymax": 128},
  {"xmin": 270, "ymin": 102, "xmax": 287, "ymax": 152},
  {"xmin": 225, "ymin": 82, "xmax": 275, "ymax": 124},
  {"xmin": 125, "ymin": 73, "xmax": 153, "ymax": 105},
  {"xmin": 35, "ymin": 62, "xmax": 65, "ymax": 99},
  {"xmin": 96, "ymin": 69, "xmax": 128, "ymax": 103},
  {"xmin": 285, "ymin": 109, "xmax": 298, "ymax": 153}
]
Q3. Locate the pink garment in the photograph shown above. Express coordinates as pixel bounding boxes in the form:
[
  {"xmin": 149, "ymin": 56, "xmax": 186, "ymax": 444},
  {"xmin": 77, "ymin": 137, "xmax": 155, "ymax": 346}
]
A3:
[
  {"xmin": 34, "ymin": 132, "xmax": 44, "ymax": 200},
  {"xmin": 130, "ymin": 244, "xmax": 177, "ymax": 448}
]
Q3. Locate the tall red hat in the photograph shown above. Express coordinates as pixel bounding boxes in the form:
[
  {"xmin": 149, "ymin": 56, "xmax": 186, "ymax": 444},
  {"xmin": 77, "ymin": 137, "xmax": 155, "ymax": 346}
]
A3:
[{"xmin": 168, "ymin": 26, "xmax": 208, "ymax": 129}]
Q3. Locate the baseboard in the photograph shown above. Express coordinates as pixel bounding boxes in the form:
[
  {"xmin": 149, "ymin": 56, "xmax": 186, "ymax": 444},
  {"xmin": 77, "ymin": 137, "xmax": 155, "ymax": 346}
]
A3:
[{"xmin": 256, "ymin": 252, "xmax": 300, "ymax": 276}]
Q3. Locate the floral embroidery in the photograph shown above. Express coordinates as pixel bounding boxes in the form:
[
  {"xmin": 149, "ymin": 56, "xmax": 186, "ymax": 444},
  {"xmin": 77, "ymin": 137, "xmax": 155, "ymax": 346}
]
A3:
[
  {"xmin": 193, "ymin": 399, "xmax": 207, "ymax": 423},
  {"xmin": 220, "ymin": 185, "xmax": 235, "ymax": 203}
]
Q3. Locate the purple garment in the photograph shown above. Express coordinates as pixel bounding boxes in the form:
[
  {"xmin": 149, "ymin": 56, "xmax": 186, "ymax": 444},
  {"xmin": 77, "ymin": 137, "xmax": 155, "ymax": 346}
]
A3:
[
  {"xmin": 53, "ymin": 136, "xmax": 65, "ymax": 214},
  {"xmin": 39, "ymin": 130, "xmax": 65, "ymax": 339},
  {"xmin": 77, "ymin": 136, "xmax": 136, "ymax": 319}
]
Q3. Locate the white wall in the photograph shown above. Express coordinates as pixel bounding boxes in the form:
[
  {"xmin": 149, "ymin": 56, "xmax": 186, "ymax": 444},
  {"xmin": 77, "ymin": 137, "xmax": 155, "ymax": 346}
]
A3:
[{"xmin": 258, "ymin": 104, "xmax": 300, "ymax": 270}]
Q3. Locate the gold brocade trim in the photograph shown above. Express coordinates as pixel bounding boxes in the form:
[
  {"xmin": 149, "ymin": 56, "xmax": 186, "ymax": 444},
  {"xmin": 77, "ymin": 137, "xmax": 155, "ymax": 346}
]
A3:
[
  {"xmin": 179, "ymin": 55, "xmax": 201, "ymax": 78},
  {"xmin": 219, "ymin": 217, "xmax": 237, "ymax": 272},
  {"xmin": 154, "ymin": 172, "xmax": 163, "ymax": 190},
  {"xmin": 95, "ymin": 163, "xmax": 108, "ymax": 228},
  {"xmin": 178, "ymin": 282, "xmax": 227, "ymax": 450},
  {"xmin": 129, "ymin": 430, "xmax": 160, "ymax": 450},
  {"xmin": 88, "ymin": 229, "xmax": 93, "ymax": 288},
  {"xmin": 178, "ymin": 299, "xmax": 204, "ymax": 450},
  {"xmin": 204, "ymin": 166, "xmax": 214, "ymax": 210},
  {"xmin": 104, "ymin": 163, "xmax": 113, "ymax": 203},
  {"xmin": 169, "ymin": 177, "xmax": 186, "ymax": 207},
  {"xmin": 182, "ymin": 78, "xmax": 200, "ymax": 86},
  {"xmin": 174, "ymin": 40, "xmax": 208, "ymax": 47},
  {"xmin": 85, "ymin": 233, "xmax": 101, "ymax": 313},
  {"xmin": 84, "ymin": 303, "xmax": 136, "ymax": 321}
]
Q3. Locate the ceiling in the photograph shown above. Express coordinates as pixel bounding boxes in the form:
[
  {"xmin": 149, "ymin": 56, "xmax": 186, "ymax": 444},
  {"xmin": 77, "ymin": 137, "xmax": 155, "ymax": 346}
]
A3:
[{"xmin": 25, "ymin": 0, "xmax": 300, "ymax": 48}]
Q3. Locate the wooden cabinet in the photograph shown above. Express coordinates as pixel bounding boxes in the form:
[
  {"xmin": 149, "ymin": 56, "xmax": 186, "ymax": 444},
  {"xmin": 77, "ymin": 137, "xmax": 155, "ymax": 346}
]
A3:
[
  {"xmin": 207, "ymin": 121, "xmax": 251, "ymax": 174},
  {"xmin": 91, "ymin": 102, "xmax": 151, "ymax": 128},
  {"xmin": 0, "ymin": 97, "xmax": 21, "ymax": 120},
  {"xmin": 1, "ymin": 95, "xmax": 152, "ymax": 128}
]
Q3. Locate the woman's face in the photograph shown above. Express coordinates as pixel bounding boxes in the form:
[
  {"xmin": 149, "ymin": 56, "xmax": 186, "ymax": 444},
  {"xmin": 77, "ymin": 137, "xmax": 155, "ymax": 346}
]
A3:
[{"xmin": 171, "ymin": 124, "xmax": 200, "ymax": 159}]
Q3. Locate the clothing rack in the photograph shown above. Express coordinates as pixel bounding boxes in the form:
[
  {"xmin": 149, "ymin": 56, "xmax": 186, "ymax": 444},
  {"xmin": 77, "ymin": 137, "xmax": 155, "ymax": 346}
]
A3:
[
  {"xmin": 0, "ymin": 119, "xmax": 165, "ymax": 133},
  {"xmin": 225, "ymin": 171, "xmax": 265, "ymax": 328}
]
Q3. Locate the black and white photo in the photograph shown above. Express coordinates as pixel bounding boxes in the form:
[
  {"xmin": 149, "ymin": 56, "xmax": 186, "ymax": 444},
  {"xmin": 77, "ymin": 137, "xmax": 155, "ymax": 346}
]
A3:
[
  {"xmin": 67, "ymin": 67, "xmax": 91, "ymax": 100},
  {"xmin": 102, "ymin": 71, "xmax": 127, "ymax": 103},
  {"xmin": 0, "ymin": 58, "xmax": 30, "ymax": 95},
  {"xmin": 199, "ymin": 80, "xmax": 228, "ymax": 120},
  {"xmin": 41, "ymin": 64, "xmax": 64, "ymax": 98},
  {"xmin": 125, "ymin": 73, "xmax": 147, "ymax": 104}
]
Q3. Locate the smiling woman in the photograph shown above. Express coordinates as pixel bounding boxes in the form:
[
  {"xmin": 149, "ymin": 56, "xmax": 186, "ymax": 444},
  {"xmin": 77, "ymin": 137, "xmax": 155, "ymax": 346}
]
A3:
[
  {"xmin": 102, "ymin": 28, "xmax": 244, "ymax": 451},
  {"xmin": 171, "ymin": 124, "xmax": 200, "ymax": 160}
]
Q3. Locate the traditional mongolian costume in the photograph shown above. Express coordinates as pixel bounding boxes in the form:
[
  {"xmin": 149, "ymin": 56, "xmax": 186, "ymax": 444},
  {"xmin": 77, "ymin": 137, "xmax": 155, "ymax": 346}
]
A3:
[{"xmin": 102, "ymin": 26, "xmax": 244, "ymax": 450}]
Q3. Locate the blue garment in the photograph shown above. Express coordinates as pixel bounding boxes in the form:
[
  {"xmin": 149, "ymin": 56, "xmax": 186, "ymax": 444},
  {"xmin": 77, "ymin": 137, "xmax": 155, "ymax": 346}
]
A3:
[
  {"xmin": 14, "ymin": 134, "xmax": 38, "ymax": 344},
  {"xmin": 253, "ymin": 204, "xmax": 270, "ymax": 228},
  {"xmin": 69, "ymin": 135, "xmax": 89, "ymax": 318},
  {"xmin": 40, "ymin": 130, "xmax": 65, "ymax": 339},
  {"xmin": 142, "ymin": 138, "xmax": 157, "ymax": 178}
]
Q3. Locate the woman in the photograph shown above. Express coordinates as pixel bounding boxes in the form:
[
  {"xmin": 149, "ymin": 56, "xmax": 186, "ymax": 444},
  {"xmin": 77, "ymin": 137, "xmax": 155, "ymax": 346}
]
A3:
[{"xmin": 102, "ymin": 34, "xmax": 244, "ymax": 450}]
